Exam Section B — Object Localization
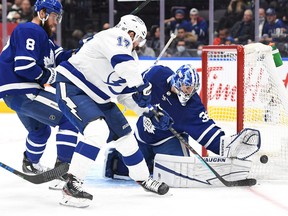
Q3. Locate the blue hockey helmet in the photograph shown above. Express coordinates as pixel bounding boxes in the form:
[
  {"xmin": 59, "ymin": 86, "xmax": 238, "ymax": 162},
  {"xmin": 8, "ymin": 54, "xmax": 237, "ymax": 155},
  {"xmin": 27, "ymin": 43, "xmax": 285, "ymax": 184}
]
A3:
[
  {"xmin": 170, "ymin": 64, "xmax": 200, "ymax": 106},
  {"xmin": 34, "ymin": 0, "xmax": 63, "ymax": 22}
]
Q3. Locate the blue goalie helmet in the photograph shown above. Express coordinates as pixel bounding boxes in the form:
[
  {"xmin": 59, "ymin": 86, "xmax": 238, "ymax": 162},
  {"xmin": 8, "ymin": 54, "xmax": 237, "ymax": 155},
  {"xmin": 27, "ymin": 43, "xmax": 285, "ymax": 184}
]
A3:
[
  {"xmin": 34, "ymin": 0, "xmax": 63, "ymax": 22},
  {"xmin": 171, "ymin": 64, "xmax": 200, "ymax": 106}
]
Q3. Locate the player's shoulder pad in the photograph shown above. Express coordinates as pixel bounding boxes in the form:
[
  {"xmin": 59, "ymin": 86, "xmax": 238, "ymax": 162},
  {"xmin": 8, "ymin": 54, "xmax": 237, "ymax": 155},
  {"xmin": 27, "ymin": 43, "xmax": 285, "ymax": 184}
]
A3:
[
  {"xmin": 16, "ymin": 22, "xmax": 48, "ymax": 41},
  {"xmin": 103, "ymin": 28, "xmax": 133, "ymax": 47},
  {"xmin": 143, "ymin": 65, "xmax": 173, "ymax": 81}
]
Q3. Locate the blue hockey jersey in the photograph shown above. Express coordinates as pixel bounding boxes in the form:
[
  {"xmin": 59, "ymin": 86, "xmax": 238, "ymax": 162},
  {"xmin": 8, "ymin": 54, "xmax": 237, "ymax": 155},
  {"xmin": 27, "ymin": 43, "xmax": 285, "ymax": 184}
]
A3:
[
  {"xmin": 134, "ymin": 65, "xmax": 225, "ymax": 152},
  {"xmin": 0, "ymin": 22, "xmax": 73, "ymax": 98}
]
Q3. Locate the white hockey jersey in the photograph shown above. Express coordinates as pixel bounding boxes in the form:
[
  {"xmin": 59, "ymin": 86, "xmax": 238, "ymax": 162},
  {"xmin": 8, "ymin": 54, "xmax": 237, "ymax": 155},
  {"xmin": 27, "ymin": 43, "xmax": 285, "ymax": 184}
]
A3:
[{"xmin": 56, "ymin": 27, "xmax": 144, "ymax": 104}]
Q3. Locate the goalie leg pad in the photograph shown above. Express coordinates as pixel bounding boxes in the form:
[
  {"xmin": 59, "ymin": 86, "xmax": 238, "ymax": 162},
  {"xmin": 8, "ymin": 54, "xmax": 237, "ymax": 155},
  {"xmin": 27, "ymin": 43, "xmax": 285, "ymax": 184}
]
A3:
[
  {"xmin": 103, "ymin": 148, "xmax": 130, "ymax": 180},
  {"xmin": 220, "ymin": 128, "xmax": 261, "ymax": 160},
  {"xmin": 153, "ymin": 154, "xmax": 252, "ymax": 187}
]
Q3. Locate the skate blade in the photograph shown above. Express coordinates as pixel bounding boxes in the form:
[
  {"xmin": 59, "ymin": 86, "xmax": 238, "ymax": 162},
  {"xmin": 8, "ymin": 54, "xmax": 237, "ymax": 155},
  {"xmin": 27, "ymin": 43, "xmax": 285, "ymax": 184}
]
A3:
[
  {"xmin": 59, "ymin": 194, "xmax": 92, "ymax": 208},
  {"xmin": 49, "ymin": 179, "xmax": 66, "ymax": 190}
]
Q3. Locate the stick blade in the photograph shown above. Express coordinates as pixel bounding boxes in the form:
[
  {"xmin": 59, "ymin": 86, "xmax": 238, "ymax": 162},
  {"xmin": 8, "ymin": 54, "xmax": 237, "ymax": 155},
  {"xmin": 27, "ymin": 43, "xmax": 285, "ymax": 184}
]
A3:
[
  {"xmin": 24, "ymin": 163, "xmax": 69, "ymax": 184},
  {"xmin": 224, "ymin": 178, "xmax": 257, "ymax": 187}
]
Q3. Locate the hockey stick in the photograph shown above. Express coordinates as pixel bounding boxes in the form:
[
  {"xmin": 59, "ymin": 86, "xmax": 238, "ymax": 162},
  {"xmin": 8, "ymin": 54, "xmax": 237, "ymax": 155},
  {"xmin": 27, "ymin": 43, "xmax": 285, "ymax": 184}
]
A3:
[
  {"xmin": 154, "ymin": 33, "xmax": 176, "ymax": 65},
  {"xmin": 148, "ymin": 105, "xmax": 257, "ymax": 187},
  {"xmin": 0, "ymin": 161, "xmax": 69, "ymax": 184},
  {"xmin": 130, "ymin": 0, "xmax": 153, "ymax": 15}
]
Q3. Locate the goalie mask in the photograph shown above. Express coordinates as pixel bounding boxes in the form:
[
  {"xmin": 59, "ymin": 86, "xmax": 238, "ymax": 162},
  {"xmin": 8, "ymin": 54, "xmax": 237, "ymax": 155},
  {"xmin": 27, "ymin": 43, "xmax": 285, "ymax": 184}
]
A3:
[
  {"xmin": 115, "ymin": 14, "xmax": 147, "ymax": 47},
  {"xmin": 170, "ymin": 64, "xmax": 200, "ymax": 106},
  {"xmin": 34, "ymin": 0, "xmax": 63, "ymax": 24}
]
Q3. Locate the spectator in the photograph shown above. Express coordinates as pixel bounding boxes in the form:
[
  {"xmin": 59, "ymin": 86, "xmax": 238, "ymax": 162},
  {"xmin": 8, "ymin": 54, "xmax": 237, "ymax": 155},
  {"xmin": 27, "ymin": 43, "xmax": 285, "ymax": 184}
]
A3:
[
  {"xmin": 170, "ymin": 27, "xmax": 198, "ymax": 50},
  {"xmin": 7, "ymin": 0, "xmax": 22, "ymax": 22},
  {"xmin": 261, "ymin": 8, "xmax": 286, "ymax": 44},
  {"xmin": 146, "ymin": 25, "xmax": 161, "ymax": 56},
  {"xmin": 259, "ymin": 8, "xmax": 267, "ymax": 39},
  {"xmin": 225, "ymin": 36, "xmax": 235, "ymax": 45},
  {"xmin": 186, "ymin": 8, "xmax": 209, "ymax": 45},
  {"xmin": 164, "ymin": 9, "xmax": 190, "ymax": 35},
  {"xmin": 217, "ymin": 0, "xmax": 247, "ymax": 31},
  {"xmin": 16, "ymin": 0, "xmax": 33, "ymax": 23},
  {"xmin": 136, "ymin": 44, "xmax": 156, "ymax": 57},
  {"xmin": 65, "ymin": 29, "xmax": 84, "ymax": 50},
  {"xmin": 102, "ymin": 22, "xmax": 110, "ymax": 30},
  {"xmin": 230, "ymin": 9, "xmax": 255, "ymax": 44},
  {"xmin": 172, "ymin": 40, "xmax": 191, "ymax": 57},
  {"xmin": 82, "ymin": 24, "xmax": 97, "ymax": 39},
  {"xmin": 213, "ymin": 28, "xmax": 230, "ymax": 45},
  {"xmin": 196, "ymin": 44, "xmax": 203, "ymax": 57},
  {"xmin": 277, "ymin": 1, "xmax": 288, "ymax": 26}
]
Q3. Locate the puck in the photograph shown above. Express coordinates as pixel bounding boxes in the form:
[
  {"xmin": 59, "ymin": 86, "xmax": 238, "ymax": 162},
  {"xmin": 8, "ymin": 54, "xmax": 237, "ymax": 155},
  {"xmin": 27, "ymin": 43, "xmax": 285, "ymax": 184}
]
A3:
[{"xmin": 260, "ymin": 155, "xmax": 268, "ymax": 164}]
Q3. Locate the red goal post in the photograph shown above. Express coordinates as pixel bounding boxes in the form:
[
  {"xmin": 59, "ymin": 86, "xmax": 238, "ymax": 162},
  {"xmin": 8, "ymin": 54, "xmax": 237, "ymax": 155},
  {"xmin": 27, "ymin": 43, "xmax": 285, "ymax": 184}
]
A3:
[{"xmin": 202, "ymin": 45, "xmax": 244, "ymax": 133}]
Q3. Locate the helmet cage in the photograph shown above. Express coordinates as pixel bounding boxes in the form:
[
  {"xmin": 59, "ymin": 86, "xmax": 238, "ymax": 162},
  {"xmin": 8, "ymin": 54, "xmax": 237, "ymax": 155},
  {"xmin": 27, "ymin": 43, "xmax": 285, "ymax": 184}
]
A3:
[
  {"xmin": 171, "ymin": 64, "xmax": 200, "ymax": 106},
  {"xmin": 34, "ymin": 0, "xmax": 63, "ymax": 23}
]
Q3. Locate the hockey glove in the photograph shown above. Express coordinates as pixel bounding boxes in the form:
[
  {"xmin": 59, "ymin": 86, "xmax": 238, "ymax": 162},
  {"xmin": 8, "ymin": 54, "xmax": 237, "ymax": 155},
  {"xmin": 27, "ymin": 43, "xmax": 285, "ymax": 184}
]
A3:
[
  {"xmin": 36, "ymin": 68, "xmax": 57, "ymax": 87},
  {"xmin": 143, "ymin": 105, "xmax": 174, "ymax": 130},
  {"xmin": 132, "ymin": 79, "xmax": 152, "ymax": 108}
]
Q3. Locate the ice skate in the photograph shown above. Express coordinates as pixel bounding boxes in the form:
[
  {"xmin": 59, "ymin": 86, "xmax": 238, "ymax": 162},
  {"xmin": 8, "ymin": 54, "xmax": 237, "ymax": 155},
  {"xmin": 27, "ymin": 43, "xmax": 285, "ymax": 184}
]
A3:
[
  {"xmin": 137, "ymin": 177, "xmax": 169, "ymax": 195},
  {"xmin": 22, "ymin": 152, "xmax": 47, "ymax": 174},
  {"xmin": 60, "ymin": 173, "xmax": 93, "ymax": 208}
]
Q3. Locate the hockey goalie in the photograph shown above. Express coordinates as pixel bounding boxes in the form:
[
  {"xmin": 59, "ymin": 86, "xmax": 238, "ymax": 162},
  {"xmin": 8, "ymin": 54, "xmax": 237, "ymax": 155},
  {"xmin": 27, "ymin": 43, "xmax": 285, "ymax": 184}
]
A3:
[{"xmin": 103, "ymin": 64, "xmax": 261, "ymax": 187}]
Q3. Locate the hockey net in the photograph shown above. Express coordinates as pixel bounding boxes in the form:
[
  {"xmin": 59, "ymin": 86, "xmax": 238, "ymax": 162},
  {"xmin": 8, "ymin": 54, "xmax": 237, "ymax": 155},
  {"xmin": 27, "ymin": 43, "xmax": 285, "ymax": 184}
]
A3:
[{"xmin": 201, "ymin": 43, "xmax": 288, "ymax": 180}]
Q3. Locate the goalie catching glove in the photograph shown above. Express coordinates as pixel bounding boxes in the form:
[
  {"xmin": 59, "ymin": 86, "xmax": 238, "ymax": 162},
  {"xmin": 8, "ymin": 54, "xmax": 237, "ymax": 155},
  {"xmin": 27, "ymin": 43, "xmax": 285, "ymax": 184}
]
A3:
[
  {"xmin": 143, "ymin": 104, "xmax": 174, "ymax": 130},
  {"xmin": 132, "ymin": 79, "xmax": 152, "ymax": 108},
  {"xmin": 220, "ymin": 128, "xmax": 261, "ymax": 160}
]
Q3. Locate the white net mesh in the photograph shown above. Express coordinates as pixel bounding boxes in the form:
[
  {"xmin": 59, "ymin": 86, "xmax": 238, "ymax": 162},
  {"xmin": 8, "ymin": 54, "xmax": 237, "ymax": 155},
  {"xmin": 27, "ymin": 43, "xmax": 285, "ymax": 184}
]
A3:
[{"xmin": 204, "ymin": 43, "xmax": 288, "ymax": 180}]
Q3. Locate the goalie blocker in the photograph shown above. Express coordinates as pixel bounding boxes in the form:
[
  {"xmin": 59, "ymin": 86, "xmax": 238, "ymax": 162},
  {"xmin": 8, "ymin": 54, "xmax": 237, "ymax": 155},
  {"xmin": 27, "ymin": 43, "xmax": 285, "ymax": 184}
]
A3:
[{"xmin": 103, "ymin": 149, "xmax": 253, "ymax": 187}]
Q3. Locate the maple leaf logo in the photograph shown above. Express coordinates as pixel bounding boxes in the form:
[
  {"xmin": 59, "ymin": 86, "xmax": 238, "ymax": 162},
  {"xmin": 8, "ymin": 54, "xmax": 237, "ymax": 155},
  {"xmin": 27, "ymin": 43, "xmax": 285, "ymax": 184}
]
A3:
[{"xmin": 43, "ymin": 50, "xmax": 55, "ymax": 68}]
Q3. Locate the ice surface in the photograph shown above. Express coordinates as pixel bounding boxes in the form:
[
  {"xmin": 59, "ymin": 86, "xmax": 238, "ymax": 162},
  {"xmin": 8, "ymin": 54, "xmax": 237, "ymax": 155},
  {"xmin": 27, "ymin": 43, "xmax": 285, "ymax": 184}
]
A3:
[{"xmin": 0, "ymin": 114, "xmax": 288, "ymax": 216}]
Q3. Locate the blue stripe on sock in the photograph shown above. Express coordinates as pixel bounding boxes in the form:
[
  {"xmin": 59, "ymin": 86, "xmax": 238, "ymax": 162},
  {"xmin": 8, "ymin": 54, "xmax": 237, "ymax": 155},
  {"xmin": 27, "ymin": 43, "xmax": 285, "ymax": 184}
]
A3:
[
  {"xmin": 75, "ymin": 141, "xmax": 100, "ymax": 160},
  {"xmin": 122, "ymin": 148, "xmax": 144, "ymax": 166}
]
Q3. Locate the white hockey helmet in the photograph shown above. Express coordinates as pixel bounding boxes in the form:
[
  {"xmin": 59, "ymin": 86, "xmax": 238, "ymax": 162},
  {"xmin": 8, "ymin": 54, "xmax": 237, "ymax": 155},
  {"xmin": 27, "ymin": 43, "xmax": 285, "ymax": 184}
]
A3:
[{"xmin": 115, "ymin": 14, "xmax": 147, "ymax": 46}]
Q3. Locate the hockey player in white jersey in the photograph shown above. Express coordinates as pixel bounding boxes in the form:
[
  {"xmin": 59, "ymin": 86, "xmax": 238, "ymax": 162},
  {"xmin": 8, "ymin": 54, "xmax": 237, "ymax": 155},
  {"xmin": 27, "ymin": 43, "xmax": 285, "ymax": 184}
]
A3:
[
  {"xmin": 54, "ymin": 15, "xmax": 173, "ymax": 207},
  {"xmin": 0, "ymin": 0, "xmax": 79, "ymax": 180},
  {"xmin": 103, "ymin": 64, "xmax": 261, "ymax": 187}
]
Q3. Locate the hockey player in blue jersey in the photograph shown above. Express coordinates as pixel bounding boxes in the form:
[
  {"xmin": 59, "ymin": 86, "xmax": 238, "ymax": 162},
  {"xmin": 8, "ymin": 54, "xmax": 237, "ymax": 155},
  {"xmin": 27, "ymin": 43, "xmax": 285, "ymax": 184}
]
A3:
[
  {"xmin": 103, "ymin": 64, "xmax": 261, "ymax": 183},
  {"xmin": 0, "ymin": 0, "xmax": 78, "ymax": 182},
  {"xmin": 54, "ymin": 14, "xmax": 173, "ymax": 207}
]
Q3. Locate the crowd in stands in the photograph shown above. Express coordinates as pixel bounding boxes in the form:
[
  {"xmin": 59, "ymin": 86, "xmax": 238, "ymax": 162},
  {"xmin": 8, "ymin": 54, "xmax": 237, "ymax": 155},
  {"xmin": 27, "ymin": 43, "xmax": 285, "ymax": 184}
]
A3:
[
  {"xmin": 3, "ymin": 0, "xmax": 33, "ymax": 23},
  {"xmin": 156, "ymin": 0, "xmax": 288, "ymax": 58},
  {"xmin": 1, "ymin": 0, "xmax": 288, "ymax": 57}
]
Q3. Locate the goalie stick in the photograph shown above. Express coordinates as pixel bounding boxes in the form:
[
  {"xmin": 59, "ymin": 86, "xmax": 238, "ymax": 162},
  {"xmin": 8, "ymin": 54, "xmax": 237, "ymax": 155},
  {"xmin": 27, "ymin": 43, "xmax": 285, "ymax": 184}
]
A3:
[
  {"xmin": 148, "ymin": 105, "xmax": 257, "ymax": 187},
  {"xmin": 0, "ymin": 161, "xmax": 69, "ymax": 184}
]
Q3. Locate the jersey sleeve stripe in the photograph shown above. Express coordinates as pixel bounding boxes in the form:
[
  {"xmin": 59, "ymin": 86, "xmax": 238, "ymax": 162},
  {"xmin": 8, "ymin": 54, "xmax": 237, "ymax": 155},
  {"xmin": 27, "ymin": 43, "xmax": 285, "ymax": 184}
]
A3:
[
  {"xmin": 196, "ymin": 123, "xmax": 216, "ymax": 143},
  {"xmin": 15, "ymin": 62, "xmax": 36, "ymax": 71},
  {"xmin": 111, "ymin": 54, "xmax": 134, "ymax": 68},
  {"xmin": 15, "ymin": 56, "xmax": 36, "ymax": 61},
  {"xmin": 203, "ymin": 129, "xmax": 222, "ymax": 148}
]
